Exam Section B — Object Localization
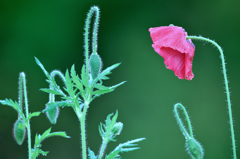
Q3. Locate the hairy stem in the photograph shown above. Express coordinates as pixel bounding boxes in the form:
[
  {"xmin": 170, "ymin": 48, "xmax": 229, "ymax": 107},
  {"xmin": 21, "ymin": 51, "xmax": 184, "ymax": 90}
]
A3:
[
  {"xmin": 49, "ymin": 70, "xmax": 67, "ymax": 102},
  {"xmin": 20, "ymin": 72, "xmax": 32, "ymax": 159},
  {"xmin": 174, "ymin": 103, "xmax": 193, "ymax": 139},
  {"xmin": 77, "ymin": 101, "xmax": 89, "ymax": 159},
  {"xmin": 98, "ymin": 140, "xmax": 108, "ymax": 159},
  {"xmin": 84, "ymin": 6, "xmax": 100, "ymax": 82},
  {"xmin": 187, "ymin": 36, "xmax": 236, "ymax": 159}
]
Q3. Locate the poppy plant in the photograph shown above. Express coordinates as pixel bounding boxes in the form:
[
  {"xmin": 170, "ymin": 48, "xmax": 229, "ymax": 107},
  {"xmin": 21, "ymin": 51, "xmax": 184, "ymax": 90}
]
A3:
[
  {"xmin": 149, "ymin": 24, "xmax": 237, "ymax": 158},
  {"xmin": 149, "ymin": 25, "xmax": 195, "ymax": 80}
]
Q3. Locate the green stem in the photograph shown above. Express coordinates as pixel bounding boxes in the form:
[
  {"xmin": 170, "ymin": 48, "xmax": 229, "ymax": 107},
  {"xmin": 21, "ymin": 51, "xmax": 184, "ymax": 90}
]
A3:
[
  {"xmin": 91, "ymin": 7, "xmax": 100, "ymax": 54},
  {"xmin": 20, "ymin": 72, "xmax": 32, "ymax": 159},
  {"xmin": 187, "ymin": 36, "xmax": 236, "ymax": 159},
  {"xmin": 174, "ymin": 103, "xmax": 195, "ymax": 159},
  {"xmin": 49, "ymin": 70, "xmax": 67, "ymax": 102},
  {"xmin": 18, "ymin": 74, "xmax": 23, "ymax": 112},
  {"xmin": 174, "ymin": 103, "xmax": 193, "ymax": 139},
  {"xmin": 98, "ymin": 121, "xmax": 113, "ymax": 159},
  {"xmin": 77, "ymin": 101, "xmax": 89, "ymax": 159},
  {"xmin": 98, "ymin": 138, "xmax": 109, "ymax": 159},
  {"xmin": 84, "ymin": 6, "xmax": 100, "ymax": 83},
  {"xmin": 80, "ymin": 6, "xmax": 100, "ymax": 159}
]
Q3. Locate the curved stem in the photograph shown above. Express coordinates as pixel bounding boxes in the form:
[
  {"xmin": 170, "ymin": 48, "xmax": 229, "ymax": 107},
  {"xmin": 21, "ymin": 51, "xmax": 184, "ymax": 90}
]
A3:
[
  {"xmin": 20, "ymin": 72, "xmax": 31, "ymax": 159},
  {"xmin": 49, "ymin": 70, "xmax": 67, "ymax": 102},
  {"xmin": 84, "ymin": 6, "xmax": 100, "ymax": 84},
  {"xmin": 91, "ymin": 7, "xmax": 100, "ymax": 54},
  {"xmin": 174, "ymin": 103, "xmax": 193, "ymax": 139},
  {"xmin": 187, "ymin": 36, "xmax": 236, "ymax": 159}
]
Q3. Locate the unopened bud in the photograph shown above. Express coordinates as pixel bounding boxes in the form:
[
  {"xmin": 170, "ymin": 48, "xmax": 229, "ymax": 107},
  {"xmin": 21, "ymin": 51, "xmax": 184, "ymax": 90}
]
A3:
[
  {"xmin": 186, "ymin": 138, "xmax": 204, "ymax": 159},
  {"xmin": 46, "ymin": 105, "xmax": 59, "ymax": 124},
  {"xmin": 89, "ymin": 53, "xmax": 102, "ymax": 79},
  {"xmin": 13, "ymin": 119, "xmax": 26, "ymax": 145},
  {"xmin": 112, "ymin": 122, "xmax": 123, "ymax": 135}
]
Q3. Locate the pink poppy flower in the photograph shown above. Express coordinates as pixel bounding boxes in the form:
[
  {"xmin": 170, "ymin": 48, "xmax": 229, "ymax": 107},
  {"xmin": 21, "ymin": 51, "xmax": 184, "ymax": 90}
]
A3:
[{"xmin": 149, "ymin": 25, "xmax": 195, "ymax": 80}]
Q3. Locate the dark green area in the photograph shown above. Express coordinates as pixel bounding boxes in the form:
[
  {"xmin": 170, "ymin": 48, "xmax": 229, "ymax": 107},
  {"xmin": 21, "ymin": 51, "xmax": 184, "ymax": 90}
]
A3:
[{"xmin": 1, "ymin": 0, "xmax": 240, "ymax": 158}]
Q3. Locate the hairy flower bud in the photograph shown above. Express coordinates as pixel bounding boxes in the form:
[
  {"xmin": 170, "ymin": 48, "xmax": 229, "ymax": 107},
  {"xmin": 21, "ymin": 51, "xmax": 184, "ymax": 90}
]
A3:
[
  {"xmin": 46, "ymin": 105, "xmax": 59, "ymax": 124},
  {"xmin": 89, "ymin": 53, "xmax": 102, "ymax": 79},
  {"xmin": 13, "ymin": 119, "xmax": 26, "ymax": 145},
  {"xmin": 186, "ymin": 138, "xmax": 204, "ymax": 159},
  {"xmin": 112, "ymin": 122, "xmax": 123, "ymax": 136}
]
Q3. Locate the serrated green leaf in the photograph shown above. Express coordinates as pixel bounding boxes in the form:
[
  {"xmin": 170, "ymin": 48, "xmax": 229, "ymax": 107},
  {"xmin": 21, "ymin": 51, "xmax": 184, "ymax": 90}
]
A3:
[
  {"xmin": 27, "ymin": 112, "xmax": 41, "ymax": 120},
  {"xmin": 40, "ymin": 128, "xmax": 70, "ymax": 142},
  {"xmin": 106, "ymin": 138, "xmax": 145, "ymax": 159},
  {"xmin": 120, "ymin": 147, "xmax": 139, "ymax": 152},
  {"xmin": 101, "ymin": 76, "xmax": 109, "ymax": 80},
  {"xmin": 105, "ymin": 150, "xmax": 120, "ymax": 159},
  {"xmin": 61, "ymin": 96, "xmax": 73, "ymax": 101},
  {"xmin": 107, "ymin": 113, "xmax": 113, "ymax": 123},
  {"xmin": 71, "ymin": 65, "xmax": 84, "ymax": 94},
  {"xmin": 98, "ymin": 112, "xmax": 119, "ymax": 141},
  {"xmin": 81, "ymin": 65, "xmax": 88, "ymax": 87},
  {"xmin": 34, "ymin": 134, "xmax": 40, "ymax": 149},
  {"xmin": 99, "ymin": 123, "xmax": 105, "ymax": 138},
  {"xmin": 33, "ymin": 128, "xmax": 69, "ymax": 159},
  {"xmin": 38, "ymin": 130, "xmax": 70, "ymax": 145},
  {"xmin": 43, "ymin": 131, "xmax": 70, "ymax": 139},
  {"xmin": 65, "ymin": 69, "xmax": 71, "ymax": 83},
  {"xmin": 110, "ymin": 110, "xmax": 118, "ymax": 129},
  {"xmin": 94, "ymin": 84, "xmax": 110, "ymax": 90},
  {"xmin": 64, "ymin": 69, "xmax": 74, "ymax": 96},
  {"xmin": 34, "ymin": 57, "xmax": 50, "ymax": 78},
  {"xmin": 0, "ymin": 99, "xmax": 23, "ymax": 115},
  {"xmin": 88, "ymin": 148, "xmax": 97, "ymax": 159},
  {"xmin": 40, "ymin": 88, "xmax": 63, "ymax": 96},
  {"xmin": 41, "ymin": 128, "xmax": 52, "ymax": 140},
  {"xmin": 93, "ymin": 63, "xmax": 121, "ymax": 84},
  {"xmin": 43, "ymin": 101, "xmax": 70, "ymax": 112},
  {"xmin": 112, "ymin": 138, "xmax": 145, "ymax": 153},
  {"xmin": 71, "ymin": 64, "xmax": 76, "ymax": 75},
  {"xmin": 109, "ymin": 81, "xmax": 126, "ymax": 89},
  {"xmin": 92, "ymin": 89, "xmax": 114, "ymax": 96},
  {"xmin": 91, "ymin": 82, "xmax": 125, "ymax": 101},
  {"xmin": 38, "ymin": 149, "xmax": 49, "ymax": 156},
  {"xmin": 0, "ymin": 98, "xmax": 17, "ymax": 108},
  {"xmin": 31, "ymin": 148, "xmax": 49, "ymax": 159}
]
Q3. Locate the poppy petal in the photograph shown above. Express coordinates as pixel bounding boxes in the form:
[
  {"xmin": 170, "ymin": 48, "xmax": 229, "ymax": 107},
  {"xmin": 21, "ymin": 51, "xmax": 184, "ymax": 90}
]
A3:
[{"xmin": 149, "ymin": 26, "xmax": 195, "ymax": 80}]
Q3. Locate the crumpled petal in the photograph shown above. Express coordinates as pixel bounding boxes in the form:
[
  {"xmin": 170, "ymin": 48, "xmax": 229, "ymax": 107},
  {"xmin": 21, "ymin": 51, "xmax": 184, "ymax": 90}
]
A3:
[{"xmin": 149, "ymin": 26, "xmax": 195, "ymax": 80}]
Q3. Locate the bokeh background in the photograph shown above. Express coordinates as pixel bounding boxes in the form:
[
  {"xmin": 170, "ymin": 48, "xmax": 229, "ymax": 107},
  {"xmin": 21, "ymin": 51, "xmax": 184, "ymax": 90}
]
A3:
[{"xmin": 1, "ymin": 0, "xmax": 240, "ymax": 158}]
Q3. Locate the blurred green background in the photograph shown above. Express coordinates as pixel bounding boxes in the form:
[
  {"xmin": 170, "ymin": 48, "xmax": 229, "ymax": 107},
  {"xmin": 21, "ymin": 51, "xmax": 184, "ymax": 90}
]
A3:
[{"xmin": 1, "ymin": 0, "xmax": 240, "ymax": 158}]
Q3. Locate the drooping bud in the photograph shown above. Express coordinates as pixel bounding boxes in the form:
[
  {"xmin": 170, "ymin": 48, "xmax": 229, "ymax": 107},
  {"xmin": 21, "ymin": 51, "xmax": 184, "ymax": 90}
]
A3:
[
  {"xmin": 89, "ymin": 53, "xmax": 102, "ymax": 79},
  {"xmin": 112, "ymin": 122, "xmax": 123, "ymax": 136},
  {"xmin": 46, "ymin": 105, "xmax": 59, "ymax": 124},
  {"xmin": 186, "ymin": 138, "xmax": 204, "ymax": 159},
  {"xmin": 13, "ymin": 119, "xmax": 26, "ymax": 145}
]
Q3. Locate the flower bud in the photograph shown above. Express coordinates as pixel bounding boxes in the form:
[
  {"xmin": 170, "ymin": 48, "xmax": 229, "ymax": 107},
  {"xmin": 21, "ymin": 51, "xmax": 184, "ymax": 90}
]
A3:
[
  {"xmin": 13, "ymin": 119, "xmax": 26, "ymax": 145},
  {"xmin": 89, "ymin": 53, "xmax": 102, "ymax": 79},
  {"xmin": 186, "ymin": 138, "xmax": 204, "ymax": 159},
  {"xmin": 112, "ymin": 122, "xmax": 123, "ymax": 136},
  {"xmin": 46, "ymin": 105, "xmax": 59, "ymax": 124}
]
